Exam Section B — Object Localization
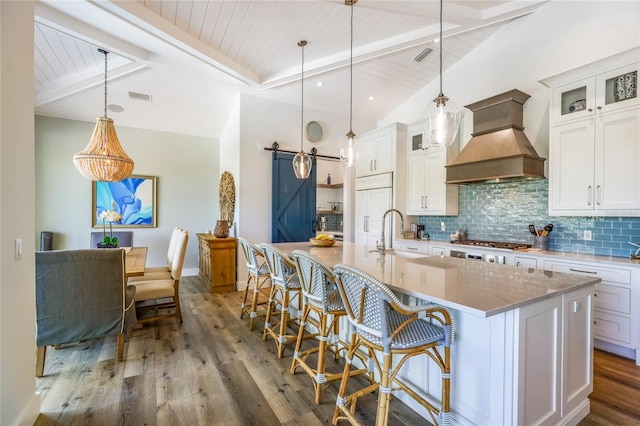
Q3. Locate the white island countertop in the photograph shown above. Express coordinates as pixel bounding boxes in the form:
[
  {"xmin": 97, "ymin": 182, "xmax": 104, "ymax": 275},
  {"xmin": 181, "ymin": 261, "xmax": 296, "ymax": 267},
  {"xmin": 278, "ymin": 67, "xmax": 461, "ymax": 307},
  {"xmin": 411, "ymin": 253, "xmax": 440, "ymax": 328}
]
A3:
[{"xmin": 273, "ymin": 241, "xmax": 600, "ymax": 318}]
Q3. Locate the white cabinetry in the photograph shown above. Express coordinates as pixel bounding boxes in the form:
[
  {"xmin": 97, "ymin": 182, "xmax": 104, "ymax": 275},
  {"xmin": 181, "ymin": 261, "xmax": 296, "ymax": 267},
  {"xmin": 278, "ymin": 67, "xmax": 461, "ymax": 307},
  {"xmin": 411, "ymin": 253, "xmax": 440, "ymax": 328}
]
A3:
[
  {"xmin": 396, "ymin": 284, "xmax": 593, "ymax": 425},
  {"xmin": 355, "ymin": 173, "xmax": 392, "ymax": 249},
  {"xmin": 356, "ymin": 123, "xmax": 405, "ymax": 178},
  {"xmin": 406, "ymin": 123, "xmax": 458, "ymax": 216},
  {"xmin": 542, "ymin": 49, "xmax": 640, "ymax": 216},
  {"xmin": 543, "ymin": 259, "xmax": 638, "ymax": 362},
  {"xmin": 514, "ymin": 255, "xmax": 537, "ymax": 268},
  {"xmin": 394, "ymin": 240, "xmax": 449, "ymax": 257}
]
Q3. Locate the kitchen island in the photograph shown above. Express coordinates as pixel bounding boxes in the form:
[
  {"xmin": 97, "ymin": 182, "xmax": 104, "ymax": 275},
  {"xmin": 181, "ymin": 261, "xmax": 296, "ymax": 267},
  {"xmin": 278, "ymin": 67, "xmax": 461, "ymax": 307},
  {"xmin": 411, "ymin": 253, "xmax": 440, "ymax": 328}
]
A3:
[{"xmin": 275, "ymin": 241, "xmax": 600, "ymax": 426}]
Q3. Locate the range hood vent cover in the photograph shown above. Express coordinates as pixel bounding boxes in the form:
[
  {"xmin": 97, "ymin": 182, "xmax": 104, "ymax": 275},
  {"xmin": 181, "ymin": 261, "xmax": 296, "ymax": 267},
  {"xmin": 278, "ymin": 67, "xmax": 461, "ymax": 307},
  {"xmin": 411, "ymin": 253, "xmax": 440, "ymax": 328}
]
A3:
[{"xmin": 445, "ymin": 89, "xmax": 545, "ymax": 184}]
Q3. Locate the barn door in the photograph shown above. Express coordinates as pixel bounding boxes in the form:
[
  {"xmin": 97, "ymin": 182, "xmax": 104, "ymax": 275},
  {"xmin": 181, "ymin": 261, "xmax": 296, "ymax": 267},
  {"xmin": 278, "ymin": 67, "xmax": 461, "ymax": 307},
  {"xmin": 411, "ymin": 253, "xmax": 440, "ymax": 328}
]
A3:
[{"xmin": 271, "ymin": 152, "xmax": 317, "ymax": 243}]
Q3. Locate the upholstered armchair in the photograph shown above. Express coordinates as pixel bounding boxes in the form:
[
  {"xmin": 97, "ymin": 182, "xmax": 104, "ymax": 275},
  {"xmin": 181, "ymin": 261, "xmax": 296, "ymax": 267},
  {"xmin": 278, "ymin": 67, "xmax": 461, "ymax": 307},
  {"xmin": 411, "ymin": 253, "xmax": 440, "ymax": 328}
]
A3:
[{"xmin": 35, "ymin": 249, "xmax": 137, "ymax": 377}]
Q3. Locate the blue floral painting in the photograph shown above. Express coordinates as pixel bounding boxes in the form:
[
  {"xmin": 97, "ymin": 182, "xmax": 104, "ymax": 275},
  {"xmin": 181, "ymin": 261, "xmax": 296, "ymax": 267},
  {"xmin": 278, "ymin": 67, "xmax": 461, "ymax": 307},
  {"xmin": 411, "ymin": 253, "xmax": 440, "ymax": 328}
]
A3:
[{"xmin": 93, "ymin": 175, "xmax": 157, "ymax": 227}]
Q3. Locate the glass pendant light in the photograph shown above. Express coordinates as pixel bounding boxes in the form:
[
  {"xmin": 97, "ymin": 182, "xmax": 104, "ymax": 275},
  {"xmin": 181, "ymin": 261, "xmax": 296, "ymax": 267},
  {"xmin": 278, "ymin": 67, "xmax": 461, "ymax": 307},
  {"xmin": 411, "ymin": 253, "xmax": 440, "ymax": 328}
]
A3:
[
  {"xmin": 424, "ymin": 0, "xmax": 461, "ymax": 148},
  {"xmin": 293, "ymin": 40, "xmax": 312, "ymax": 179},
  {"xmin": 339, "ymin": 0, "xmax": 358, "ymax": 167},
  {"xmin": 73, "ymin": 49, "xmax": 134, "ymax": 182}
]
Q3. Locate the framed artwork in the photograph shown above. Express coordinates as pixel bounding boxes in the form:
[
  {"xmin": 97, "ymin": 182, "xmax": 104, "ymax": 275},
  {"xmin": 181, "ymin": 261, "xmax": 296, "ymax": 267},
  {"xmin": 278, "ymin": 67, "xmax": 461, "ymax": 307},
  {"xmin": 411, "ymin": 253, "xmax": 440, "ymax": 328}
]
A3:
[{"xmin": 92, "ymin": 175, "xmax": 157, "ymax": 228}]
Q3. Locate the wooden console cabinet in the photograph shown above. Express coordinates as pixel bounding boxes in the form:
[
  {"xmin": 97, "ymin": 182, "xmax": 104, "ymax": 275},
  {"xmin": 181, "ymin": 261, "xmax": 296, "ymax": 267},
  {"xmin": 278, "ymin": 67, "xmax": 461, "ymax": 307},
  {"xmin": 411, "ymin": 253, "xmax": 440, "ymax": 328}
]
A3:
[{"xmin": 197, "ymin": 234, "xmax": 236, "ymax": 292}]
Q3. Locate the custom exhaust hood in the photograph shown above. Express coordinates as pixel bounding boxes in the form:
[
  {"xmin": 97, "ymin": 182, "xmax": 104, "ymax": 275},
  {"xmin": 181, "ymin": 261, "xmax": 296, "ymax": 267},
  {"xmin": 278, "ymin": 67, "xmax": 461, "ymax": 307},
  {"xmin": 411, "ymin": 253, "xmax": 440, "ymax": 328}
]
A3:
[{"xmin": 445, "ymin": 89, "xmax": 546, "ymax": 184}]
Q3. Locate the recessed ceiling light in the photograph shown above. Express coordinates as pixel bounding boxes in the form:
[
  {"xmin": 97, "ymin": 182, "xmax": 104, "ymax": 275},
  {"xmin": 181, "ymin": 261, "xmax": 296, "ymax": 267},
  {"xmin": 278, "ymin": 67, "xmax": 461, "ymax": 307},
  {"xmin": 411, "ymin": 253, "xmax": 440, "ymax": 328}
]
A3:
[
  {"xmin": 107, "ymin": 104, "xmax": 124, "ymax": 113},
  {"xmin": 317, "ymin": 81, "xmax": 324, "ymax": 87},
  {"xmin": 369, "ymin": 96, "xmax": 374, "ymax": 101}
]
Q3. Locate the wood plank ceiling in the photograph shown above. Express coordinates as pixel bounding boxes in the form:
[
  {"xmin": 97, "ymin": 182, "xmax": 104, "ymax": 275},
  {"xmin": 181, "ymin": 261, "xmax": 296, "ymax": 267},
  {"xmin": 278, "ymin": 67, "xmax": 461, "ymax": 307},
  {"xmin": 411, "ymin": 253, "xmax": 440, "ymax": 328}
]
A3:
[{"xmin": 33, "ymin": 0, "xmax": 547, "ymax": 138}]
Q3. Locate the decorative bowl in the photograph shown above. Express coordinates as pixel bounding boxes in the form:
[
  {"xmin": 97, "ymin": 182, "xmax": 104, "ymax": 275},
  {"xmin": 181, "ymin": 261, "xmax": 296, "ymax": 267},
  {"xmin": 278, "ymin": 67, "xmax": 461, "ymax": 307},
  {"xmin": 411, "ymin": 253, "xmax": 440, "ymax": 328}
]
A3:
[{"xmin": 309, "ymin": 237, "xmax": 336, "ymax": 247}]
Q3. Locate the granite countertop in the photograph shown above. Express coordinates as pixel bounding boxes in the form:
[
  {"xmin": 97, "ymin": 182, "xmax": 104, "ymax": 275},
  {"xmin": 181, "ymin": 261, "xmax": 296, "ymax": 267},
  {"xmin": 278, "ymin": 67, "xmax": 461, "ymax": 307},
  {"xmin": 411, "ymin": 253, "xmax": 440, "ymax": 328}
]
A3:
[
  {"xmin": 273, "ymin": 241, "xmax": 600, "ymax": 318},
  {"xmin": 395, "ymin": 237, "xmax": 640, "ymax": 268}
]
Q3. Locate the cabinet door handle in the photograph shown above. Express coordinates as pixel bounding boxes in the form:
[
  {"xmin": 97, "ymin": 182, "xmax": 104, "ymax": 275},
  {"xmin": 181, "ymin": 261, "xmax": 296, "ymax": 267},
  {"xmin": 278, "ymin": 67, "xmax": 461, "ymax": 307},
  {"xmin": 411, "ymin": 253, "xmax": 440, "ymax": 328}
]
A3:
[
  {"xmin": 424, "ymin": 195, "xmax": 428, "ymax": 209},
  {"xmin": 597, "ymin": 106, "xmax": 602, "ymax": 111},
  {"xmin": 587, "ymin": 185, "xmax": 592, "ymax": 206},
  {"xmin": 588, "ymin": 108, "xmax": 593, "ymax": 112},
  {"xmin": 516, "ymin": 261, "xmax": 521, "ymax": 267},
  {"xmin": 373, "ymin": 159, "xmax": 377, "ymax": 171},
  {"xmin": 369, "ymin": 160, "xmax": 373, "ymax": 171},
  {"xmin": 570, "ymin": 268, "xmax": 597, "ymax": 274},
  {"xmin": 407, "ymin": 246, "xmax": 418, "ymax": 251},
  {"xmin": 420, "ymin": 196, "xmax": 424, "ymax": 208},
  {"xmin": 596, "ymin": 185, "xmax": 601, "ymax": 205}
]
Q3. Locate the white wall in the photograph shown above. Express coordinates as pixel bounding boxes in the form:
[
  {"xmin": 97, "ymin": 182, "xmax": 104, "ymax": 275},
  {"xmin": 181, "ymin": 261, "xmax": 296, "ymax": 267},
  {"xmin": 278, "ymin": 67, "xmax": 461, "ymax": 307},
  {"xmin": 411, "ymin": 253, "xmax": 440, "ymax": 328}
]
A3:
[
  {"xmin": 380, "ymin": 1, "xmax": 640, "ymax": 163},
  {"xmin": 0, "ymin": 2, "xmax": 39, "ymax": 424},
  {"xmin": 234, "ymin": 94, "xmax": 374, "ymax": 282},
  {"xmin": 219, "ymin": 97, "xmax": 241, "ymax": 236},
  {"xmin": 35, "ymin": 116, "xmax": 219, "ymax": 273}
]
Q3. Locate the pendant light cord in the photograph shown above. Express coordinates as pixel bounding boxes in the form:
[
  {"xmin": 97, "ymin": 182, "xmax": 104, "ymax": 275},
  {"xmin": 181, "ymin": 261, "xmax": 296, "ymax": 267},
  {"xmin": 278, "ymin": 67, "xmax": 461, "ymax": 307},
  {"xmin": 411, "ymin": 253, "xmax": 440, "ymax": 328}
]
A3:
[
  {"xmin": 99, "ymin": 48, "xmax": 108, "ymax": 118},
  {"xmin": 439, "ymin": 0, "xmax": 443, "ymax": 95},
  {"xmin": 349, "ymin": 2, "xmax": 354, "ymax": 132},
  {"xmin": 301, "ymin": 42, "xmax": 304, "ymax": 151}
]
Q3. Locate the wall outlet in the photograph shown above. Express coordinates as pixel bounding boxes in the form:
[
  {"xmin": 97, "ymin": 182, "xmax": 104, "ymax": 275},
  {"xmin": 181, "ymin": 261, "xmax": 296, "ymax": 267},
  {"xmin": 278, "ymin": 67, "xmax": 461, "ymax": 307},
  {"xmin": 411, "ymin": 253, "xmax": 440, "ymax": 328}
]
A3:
[
  {"xmin": 441, "ymin": 222, "xmax": 446, "ymax": 232},
  {"xmin": 583, "ymin": 230, "xmax": 592, "ymax": 241}
]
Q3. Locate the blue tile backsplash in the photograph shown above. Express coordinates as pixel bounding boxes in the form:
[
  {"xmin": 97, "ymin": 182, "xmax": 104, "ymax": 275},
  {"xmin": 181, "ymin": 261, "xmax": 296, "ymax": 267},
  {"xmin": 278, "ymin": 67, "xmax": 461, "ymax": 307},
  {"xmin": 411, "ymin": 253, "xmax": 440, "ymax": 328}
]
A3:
[{"xmin": 417, "ymin": 179, "xmax": 640, "ymax": 258}]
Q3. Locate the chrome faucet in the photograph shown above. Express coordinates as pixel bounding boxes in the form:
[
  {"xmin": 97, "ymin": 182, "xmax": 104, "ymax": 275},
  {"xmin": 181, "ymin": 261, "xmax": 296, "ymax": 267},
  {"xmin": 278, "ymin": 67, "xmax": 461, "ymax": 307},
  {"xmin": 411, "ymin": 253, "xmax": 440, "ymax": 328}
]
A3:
[{"xmin": 377, "ymin": 209, "xmax": 404, "ymax": 254}]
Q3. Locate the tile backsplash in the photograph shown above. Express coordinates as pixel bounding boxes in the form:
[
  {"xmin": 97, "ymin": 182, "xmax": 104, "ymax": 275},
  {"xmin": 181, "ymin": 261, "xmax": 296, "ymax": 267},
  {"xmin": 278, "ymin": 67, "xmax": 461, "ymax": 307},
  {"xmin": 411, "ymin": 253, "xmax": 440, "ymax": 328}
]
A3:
[{"xmin": 417, "ymin": 179, "xmax": 640, "ymax": 258}]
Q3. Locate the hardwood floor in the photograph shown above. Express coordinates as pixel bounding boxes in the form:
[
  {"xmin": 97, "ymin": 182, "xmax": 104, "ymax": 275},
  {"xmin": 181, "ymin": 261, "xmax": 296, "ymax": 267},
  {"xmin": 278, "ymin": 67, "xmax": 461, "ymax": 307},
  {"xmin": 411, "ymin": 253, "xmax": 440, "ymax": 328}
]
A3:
[{"xmin": 34, "ymin": 275, "xmax": 640, "ymax": 425}]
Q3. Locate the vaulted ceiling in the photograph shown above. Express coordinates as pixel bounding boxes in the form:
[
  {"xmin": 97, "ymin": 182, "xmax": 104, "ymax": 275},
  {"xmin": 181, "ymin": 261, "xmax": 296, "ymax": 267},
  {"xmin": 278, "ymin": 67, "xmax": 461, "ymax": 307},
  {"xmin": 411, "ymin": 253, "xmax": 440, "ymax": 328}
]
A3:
[{"xmin": 34, "ymin": 0, "xmax": 547, "ymax": 138}]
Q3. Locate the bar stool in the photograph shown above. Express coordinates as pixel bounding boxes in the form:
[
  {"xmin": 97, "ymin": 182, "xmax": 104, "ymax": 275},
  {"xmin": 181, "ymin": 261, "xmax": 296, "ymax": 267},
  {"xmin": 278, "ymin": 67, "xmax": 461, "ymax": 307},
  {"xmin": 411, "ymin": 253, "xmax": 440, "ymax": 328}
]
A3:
[
  {"xmin": 332, "ymin": 264, "xmax": 455, "ymax": 426},
  {"xmin": 259, "ymin": 243, "xmax": 305, "ymax": 358},
  {"xmin": 290, "ymin": 250, "xmax": 372, "ymax": 404},
  {"xmin": 238, "ymin": 237, "xmax": 272, "ymax": 331}
]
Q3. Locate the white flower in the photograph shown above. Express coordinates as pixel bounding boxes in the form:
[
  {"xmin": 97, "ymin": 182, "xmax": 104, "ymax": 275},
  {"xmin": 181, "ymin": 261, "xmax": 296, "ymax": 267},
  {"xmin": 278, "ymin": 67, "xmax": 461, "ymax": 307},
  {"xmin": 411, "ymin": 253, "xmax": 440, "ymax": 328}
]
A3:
[{"xmin": 99, "ymin": 209, "xmax": 123, "ymax": 223}]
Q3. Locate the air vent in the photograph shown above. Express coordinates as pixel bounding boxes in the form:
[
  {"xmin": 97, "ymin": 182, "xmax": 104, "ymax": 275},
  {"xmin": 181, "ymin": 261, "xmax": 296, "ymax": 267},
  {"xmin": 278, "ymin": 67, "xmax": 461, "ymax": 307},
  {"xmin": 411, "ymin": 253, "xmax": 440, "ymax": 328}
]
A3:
[
  {"xmin": 128, "ymin": 91, "xmax": 152, "ymax": 102},
  {"xmin": 413, "ymin": 47, "xmax": 433, "ymax": 63}
]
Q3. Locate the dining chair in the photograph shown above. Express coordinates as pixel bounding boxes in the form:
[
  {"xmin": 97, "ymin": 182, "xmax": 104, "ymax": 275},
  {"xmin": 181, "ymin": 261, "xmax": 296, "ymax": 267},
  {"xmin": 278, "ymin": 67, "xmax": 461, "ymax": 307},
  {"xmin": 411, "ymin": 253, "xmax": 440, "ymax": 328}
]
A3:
[
  {"xmin": 128, "ymin": 226, "xmax": 183, "ymax": 283},
  {"xmin": 259, "ymin": 243, "xmax": 305, "ymax": 358},
  {"xmin": 332, "ymin": 263, "xmax": 455, "ymax": 426},
  {"xmin": 130, "ymin": 229, "xmax": 188, "ymax": 325},
  {"xmin": 238, "ymin": 237, "xmax": 272, "ymax": 331},
  {"xmin": 35, "ymin": 249, "xmax": 137, "ymax": 377},
  {"xmin": 290, "ymin": 250, "xmax": 372, "ymax": 404}
]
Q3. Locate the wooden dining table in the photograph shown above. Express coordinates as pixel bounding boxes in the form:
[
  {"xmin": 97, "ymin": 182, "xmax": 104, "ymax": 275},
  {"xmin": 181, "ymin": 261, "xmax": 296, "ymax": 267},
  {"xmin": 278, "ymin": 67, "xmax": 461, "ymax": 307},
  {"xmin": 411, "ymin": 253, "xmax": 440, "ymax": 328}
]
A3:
[{"xmin": 125, "ymin": 247, "xmax": 148, "ymax": 277}]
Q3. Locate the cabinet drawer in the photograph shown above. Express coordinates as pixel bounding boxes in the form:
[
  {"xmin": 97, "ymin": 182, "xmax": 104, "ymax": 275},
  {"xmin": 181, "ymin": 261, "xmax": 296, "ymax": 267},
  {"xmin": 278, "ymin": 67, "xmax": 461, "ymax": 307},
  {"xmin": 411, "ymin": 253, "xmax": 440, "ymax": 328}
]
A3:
[
  {"xmin": 395, "ymin": 241, "xmax": 429, "ymax": 255},
  {"xmin": 593, "ymin": 283, "xmax": 631, "ymax": 314},
  {"xmin": 430, "ymin": 245, "xmax": 448, "ymax": 256},
  {"xmin": 514, "ymin": 255, "xmax": 537, "ymax": 269},
  {"xmin": 593, "ymin": 311, "xmax": 631, "ymax": 343},
  {"xmin": 542, "ymin": 260, "xmax": 631, "ymax": 284}
]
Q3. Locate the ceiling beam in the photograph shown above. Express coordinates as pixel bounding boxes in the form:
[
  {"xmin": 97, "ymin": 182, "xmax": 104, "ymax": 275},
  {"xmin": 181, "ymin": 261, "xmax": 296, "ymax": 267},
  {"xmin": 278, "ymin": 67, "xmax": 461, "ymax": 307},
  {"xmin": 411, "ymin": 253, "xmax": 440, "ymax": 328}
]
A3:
[{"xmin": 100, "ymin": 0, "xmax": 260, "ymax": 87}]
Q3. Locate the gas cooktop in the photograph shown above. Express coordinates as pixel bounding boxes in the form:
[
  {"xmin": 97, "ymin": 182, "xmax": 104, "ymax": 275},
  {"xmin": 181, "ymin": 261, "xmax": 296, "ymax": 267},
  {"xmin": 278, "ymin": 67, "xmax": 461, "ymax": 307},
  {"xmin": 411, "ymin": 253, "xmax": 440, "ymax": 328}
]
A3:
[{"xmin": 450, "ymin": 240, "xmax": 531, "ymax": 250}]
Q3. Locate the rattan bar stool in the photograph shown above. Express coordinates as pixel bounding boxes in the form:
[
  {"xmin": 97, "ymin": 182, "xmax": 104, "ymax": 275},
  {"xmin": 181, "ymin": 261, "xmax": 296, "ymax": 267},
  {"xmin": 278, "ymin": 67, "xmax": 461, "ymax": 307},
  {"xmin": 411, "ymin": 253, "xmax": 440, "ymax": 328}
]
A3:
[
  {"xmin": 238, "ymin": 237, "xmax": 272, "ymax": 331},
  {"xmin": 290, "ymin": 250, "xmax": 372, "ymax": 404},
  {"xmin": 259, "ymin": 243, "xmax": 306, "ymax": 358},
  {"xmin": 332, "ymin": 264, "xmax": 455, "ymax": 426}
]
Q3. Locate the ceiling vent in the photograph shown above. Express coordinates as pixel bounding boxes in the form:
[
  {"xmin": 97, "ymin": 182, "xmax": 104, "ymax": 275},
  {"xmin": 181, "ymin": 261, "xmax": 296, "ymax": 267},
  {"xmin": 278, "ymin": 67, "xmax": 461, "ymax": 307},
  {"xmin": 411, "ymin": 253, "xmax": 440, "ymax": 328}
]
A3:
[
  {"xmin": 413, "ymin": 47, "xmax": 433, "ymax": 63},
  {"xmin": 128, "ymin": 91, "xmax": 152, "ymax": 102}
]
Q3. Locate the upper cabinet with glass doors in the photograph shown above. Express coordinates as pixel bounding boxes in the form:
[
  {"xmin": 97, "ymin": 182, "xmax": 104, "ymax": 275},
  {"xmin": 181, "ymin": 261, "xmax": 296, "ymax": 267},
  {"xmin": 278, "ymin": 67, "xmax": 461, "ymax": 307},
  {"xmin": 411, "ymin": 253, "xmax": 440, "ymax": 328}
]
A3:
[{"xmin": 552, "ymin": 61, "xmax": 638, "ymax": 123}]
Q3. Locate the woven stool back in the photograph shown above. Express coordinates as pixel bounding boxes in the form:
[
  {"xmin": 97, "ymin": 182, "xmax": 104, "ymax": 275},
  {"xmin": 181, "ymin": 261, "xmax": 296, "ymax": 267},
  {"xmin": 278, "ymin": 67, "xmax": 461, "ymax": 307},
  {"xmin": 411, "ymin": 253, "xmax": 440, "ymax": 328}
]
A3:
[
  {"xmin": 259, "ymin": 243, "xmax": 299, "ymax": 289},
  {"xmin": 292, "ymin": 250, "xmax": 343, "ymax": 314}
]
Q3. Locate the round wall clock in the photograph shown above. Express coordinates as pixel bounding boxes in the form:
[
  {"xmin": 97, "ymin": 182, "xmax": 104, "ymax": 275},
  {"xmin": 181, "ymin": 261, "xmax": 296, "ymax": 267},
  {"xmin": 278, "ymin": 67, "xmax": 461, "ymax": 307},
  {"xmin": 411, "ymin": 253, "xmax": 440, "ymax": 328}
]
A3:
[{"xmin": 305, "ymin": 121, "xmax": 324, "ymax": 143}]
